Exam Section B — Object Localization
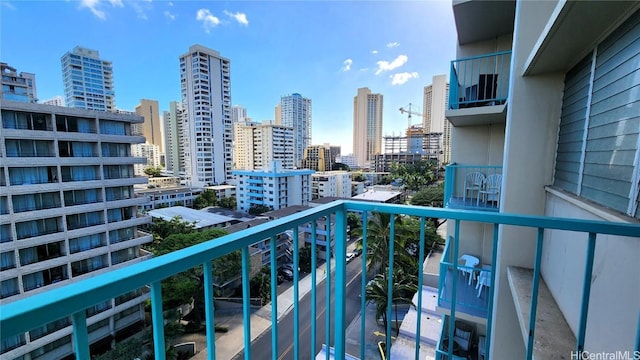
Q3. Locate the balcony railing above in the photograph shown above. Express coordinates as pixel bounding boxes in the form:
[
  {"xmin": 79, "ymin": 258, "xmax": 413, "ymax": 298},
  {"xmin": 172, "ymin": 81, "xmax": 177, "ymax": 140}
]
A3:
[
  {"xmin": 444, "ymin": 164, "xmax": 503, "ymax": 212},
  {"xmin": 447, "ymin": 51, "xmax": 511, "ymax": 126},
  {"xmin": 1, "ymin": 200, "xmax": 638, "ymax": 360}
]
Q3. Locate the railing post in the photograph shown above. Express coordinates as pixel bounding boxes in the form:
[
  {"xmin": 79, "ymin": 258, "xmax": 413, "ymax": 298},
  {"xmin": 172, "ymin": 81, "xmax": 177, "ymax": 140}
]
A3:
[
  {"xmin": 325, "ymin": 216, "xmax": 332, "ymax": 360},
  {"xmin": 270, "ymin": 235, "xmax": 278, "ymax": 360},
  {"xmin": 311, "ymin": 221, "xmax": 317, "ymax": 360},
  {"xmin": 360, "ymin": 212, "xmax": 368, "ymax": 360},
  {"xmin": 71, "ymin": 310, "xmax": 90, "ymax": 360},
  {"xmin": 293, "ymin": 227, "xmax": 300, "ymax": 360},
  {"xmin": 576, "ymin": 232, "xmax": 596, "ymax": 353},
  {"xmin": 415, "ymin": 217, "xmax": 427, "ymax": 360},
  {"xmin": 527, "ymin": 228, "xmax": 545, "ymax": 360},
  {"xmin": 241, "ymin": 246, "xmax": 252, "ymax": 360},
  {"xmin": 150, "ymin": 281, "xmax": 166, "ymax": 360},
  {"xmin": 334, "ymin": 206, "xmax": 347, "ymax": 359},
  {"xmin": 385, "ymin": 214, "xmax": 396, "ymax": 360},
  {"xmin": 486, "ymin": 223, "xmax": 499, "ymax": 358},
  {"xmin": 203, "ymin": 261, "xmax": 216, "ymax": 360},
  {"xmin": 447, "ymin": 220, "xmax": 461, "ymax": 359}
]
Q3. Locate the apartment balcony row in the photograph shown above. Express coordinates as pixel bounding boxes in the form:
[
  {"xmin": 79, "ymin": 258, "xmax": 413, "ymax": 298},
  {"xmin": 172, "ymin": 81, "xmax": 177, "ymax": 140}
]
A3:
[
  {"xmin": 1, "ymin": 201, "xmax": 638, "ymax": 360},
  {"xmin": 446, "ymin": 51, "xmax": 511, "ymax": 127},
  {"xmin": 444, "ymin": 164, "xmax": 502, "ymax": 212}
]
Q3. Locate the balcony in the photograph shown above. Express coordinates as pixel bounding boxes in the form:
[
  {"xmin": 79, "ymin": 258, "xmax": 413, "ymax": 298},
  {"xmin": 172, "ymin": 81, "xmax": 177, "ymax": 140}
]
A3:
[
  {"xmin": 444, "ymin": 164, "xmax": 502, "ymax": 212},
  {"xmin": 1, "ymin": 201, "xmax": 638, "ymax": 360},
  {"xmin": 446, "ymin": 51, "xmax": 511, "ymax": 126},
  {"xmin": 437, "ymin": 238, "xmax": 491, "ymax": 321}
]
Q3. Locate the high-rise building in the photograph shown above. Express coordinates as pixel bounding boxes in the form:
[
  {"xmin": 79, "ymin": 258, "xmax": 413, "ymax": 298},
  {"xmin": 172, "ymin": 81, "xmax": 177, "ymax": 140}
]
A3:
[
  {"xmin": 179, "ymin": 44, "xmax": 233, "ymax": 186},
  {"xmin": 131, "ymin": 143, "xmax": 161, "ymax": 176},
  {"xmin": 42, "ymin": 96, "xmax": 65, "ymax": 107},
  {"xmin": 323, "ymin": 143, "xmax": 341, "ymax": 167},
  {"xmin": 0, "ymin": 100, "xmax": 151, "ymax": 359},
  {"xmin": 353, "ymin": 87, "xmax": 383, "ymax": 168},
  {"xmin": 134, "ymin": 99, "xmax": 163, "ymax": 153},
  {"xmin": 1, "ymin": 63, "xmax": 37, "ymax": 103},
  {"xmin": 274, "ymin": 104, "xmax": 281, "ymax": 126},
  {"xmin": 233, "ymin": 120, "xmax": 294, "ymax": 170},
  {"xmin": 61, "ymin": 46, "xmax": 115, "ymax": 112},
  {"xmin": 278, "ymin": 93, "xmax": 311, "ymax": 167},
  {"xmin": 302, "ymin": 145, "xmax": 332, "ymax": 171},
  {"xmin": 231, "ymin": 105, "xmax": 247, "ymax": 122},
  {"xmin": 233, "ymin": 161, "xmax": 313, "ymax": 212},
  {"xmin": 163, "ymin": 101, "xmax": 185, "ymax": 177},
  {"xmin": 423, "ymin": 75, "xmax": 451, "ymax": 164}
]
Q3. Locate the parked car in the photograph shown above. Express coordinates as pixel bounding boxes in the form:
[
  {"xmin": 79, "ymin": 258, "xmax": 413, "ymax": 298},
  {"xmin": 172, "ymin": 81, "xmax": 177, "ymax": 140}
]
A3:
[
  {"xmin": 353, "ymin": 247, "xmax": 363, "ymax": 257},
  {"xmin": 279, "ymin": 268, "xmax": 293, "ymax": 281},
  {"xmin": 346, "ymin": 252, "xmax": 356, "ymax": 263}
]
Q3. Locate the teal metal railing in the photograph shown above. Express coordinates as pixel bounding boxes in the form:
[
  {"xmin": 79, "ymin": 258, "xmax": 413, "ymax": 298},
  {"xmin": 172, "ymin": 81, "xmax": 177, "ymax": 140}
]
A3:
[
  {"xmin": 1, "ymin": 200, "xmax": 639, "ymax": 360},
  {"xmin": 444, "ymin": 164, "xmax": 503, "ymax": 212},
  {"xmin": 449, "ymin": 51, "xmax": 512, "ymax": 110},
  {"xmin": 438, "ymin": 237, "xmax": 491, "ymax": 318}
]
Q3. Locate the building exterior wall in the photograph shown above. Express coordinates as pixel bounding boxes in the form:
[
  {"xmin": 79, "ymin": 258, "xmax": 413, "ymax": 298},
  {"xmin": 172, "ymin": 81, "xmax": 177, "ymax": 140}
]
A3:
[
  {"xmin": 278, "ymin": 94, "xmax": 311, "ymax": 168},
  {"xmin": 353, "ymin": 87, "xmax": 383, "ymax": 168},
  {"xmin": 134, "ymin": 99, "xmax": 163, "ymax": 153},
  {"xmin": 61, "ymin": 46, "xmax": 114, "ymax": 112},
  {"xmin": 423, "ymin": 75, "xmax": 451, "ymax": 164},
  {"xmin": 233, "ymin": 121, "xmax": 294, "ymax": 170},
  {"xmin": 233, "ymin": 163, "xmax": 313, "ymax": 212},
  {"xmin": 179, "ymin": 45, "xmax": 233, "ymax": 187},
  {"xmin": 131, "ymin": 143, "xmax": 161, "ymax": 176},
  {"xmin": 163, "ymin": 101, "xmax": 185, "ymax": 177},
  {"xmin": 303, "ymin": 145, "xmax": 331, "ymax": 171},
  {"xmin": 1, "ymin": 63, "xmax": 37, "ymax": 103},
  {"xmin": 231, "ymin": 105, "xmax": 247, "ymax": 122},
  {"xmin": 0, "ymin": 100, "xmax": 151, "ymax": 359}
]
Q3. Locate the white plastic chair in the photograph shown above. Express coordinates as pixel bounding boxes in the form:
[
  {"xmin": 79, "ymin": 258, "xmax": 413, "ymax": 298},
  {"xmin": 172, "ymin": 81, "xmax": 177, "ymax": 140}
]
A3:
[
  {"xmin": 476, "ymin": 264, "xmax": 492, "ymax": 297},
  {"xmin": 464, "ymin": 172, "xmax": 485, "ymax": 205},
  {"xmin": 479, "ymin": 174, "xmax": 502, "ymax": 207},
  {"xmin": 458, "ymin": 255, "xmax": 479, "ymax": 285}
]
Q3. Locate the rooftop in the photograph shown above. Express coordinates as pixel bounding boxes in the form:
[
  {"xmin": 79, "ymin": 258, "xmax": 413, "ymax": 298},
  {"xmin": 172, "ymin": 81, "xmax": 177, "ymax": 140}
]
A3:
[
  {"xmin": 351, "ymin": 189, "xmax": 403, "ymax": 203},
  {"xmin": 147, "ymin": 206, "xmax": 237, "ymax": 229}
]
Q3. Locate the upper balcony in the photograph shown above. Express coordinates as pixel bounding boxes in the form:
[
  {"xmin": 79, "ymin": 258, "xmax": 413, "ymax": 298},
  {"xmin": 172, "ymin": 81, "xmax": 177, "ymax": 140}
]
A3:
[
  {"xmin": 1, "ymin": 201, "xmax": 637, "ymax": 360},
  {"xmin": 444, "ymin": 164, "xmax": 503, "ymax": 212},
  {"xmin": 446, "ymin": 51, "xmax": 511, "ymax": 126}
]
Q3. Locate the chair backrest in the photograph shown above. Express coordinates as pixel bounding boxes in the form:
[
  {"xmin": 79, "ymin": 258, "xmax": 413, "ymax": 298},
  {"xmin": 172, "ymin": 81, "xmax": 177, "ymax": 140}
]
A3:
[
  {"xmin": 465, "ymin": 172, "xmax": 485, "ymax": 186},
  {"xmin": 459, "ymin": 254, "xmax": 480, "ymax": 267},
  {"xmin": 484, "ymin": 174, "xmax": 502, "ymax": 190}
]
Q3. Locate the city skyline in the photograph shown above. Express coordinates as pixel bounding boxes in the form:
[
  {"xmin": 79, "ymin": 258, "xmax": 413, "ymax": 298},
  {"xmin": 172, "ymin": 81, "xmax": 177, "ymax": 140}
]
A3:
[{"xmin": 0, "ymin": 1, "xmax": 456, "ymax": 154}]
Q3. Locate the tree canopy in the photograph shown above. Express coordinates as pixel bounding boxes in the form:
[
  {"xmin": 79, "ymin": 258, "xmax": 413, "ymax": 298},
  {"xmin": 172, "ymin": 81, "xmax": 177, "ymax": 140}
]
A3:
[
  {"xmin": 193, "ymin": 189, "xmax": 218, "ymax": 209},
  {"xmin": 218, "ymin": 196, "xmax": 237, "ymax": 210},
  {"xmin": 248, "ymin": 204, "xmax": 271, "ymax": 215},
  {"xmin": 389, "ymin": 160, "xmax": 438, "ymax": 191},
  {"xmin": 144, "ymin": 166, "xmax": 162, "ymax": 177}
]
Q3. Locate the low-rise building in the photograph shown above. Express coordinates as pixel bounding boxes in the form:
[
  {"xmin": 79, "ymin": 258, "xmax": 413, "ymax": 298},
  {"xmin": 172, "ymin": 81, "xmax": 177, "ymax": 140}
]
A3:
[
  {"xmin": 311, "ymin": 171, "xmax": 351, "ymax": 199},
  {"xmin": 204, "ymin": 184, "xmax": 236, "ymax": 202},
  {"xmin": 136, "ymin": 186, "xmax": 203, "ymax": 211},
  {"xmin": 233, "ymin": 161, "xmax": 313, "ymax": 213}
]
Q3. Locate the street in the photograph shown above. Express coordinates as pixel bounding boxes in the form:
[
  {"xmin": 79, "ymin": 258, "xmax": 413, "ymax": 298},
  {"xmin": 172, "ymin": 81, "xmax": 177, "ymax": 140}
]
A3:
[{"xmin": 232, "ymin": 257, "xmax": 366, "ymax": 360}]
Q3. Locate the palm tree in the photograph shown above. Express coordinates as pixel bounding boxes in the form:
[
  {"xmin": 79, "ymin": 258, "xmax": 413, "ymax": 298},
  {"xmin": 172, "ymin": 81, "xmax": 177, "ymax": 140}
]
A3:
[
  {"xmin": 365, "ymin": 269, "xmax": 418, "ymax": 336},
  {"xmin": 362, "ymin": 212, "xmax": 415, "ymax": 275}
]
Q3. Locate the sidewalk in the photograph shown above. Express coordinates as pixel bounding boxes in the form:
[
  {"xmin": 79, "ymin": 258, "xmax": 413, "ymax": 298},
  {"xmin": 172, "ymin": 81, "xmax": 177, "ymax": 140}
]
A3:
[{"xmin": 193, "ymin": 242, "xmax": 358, "ymax": 360}]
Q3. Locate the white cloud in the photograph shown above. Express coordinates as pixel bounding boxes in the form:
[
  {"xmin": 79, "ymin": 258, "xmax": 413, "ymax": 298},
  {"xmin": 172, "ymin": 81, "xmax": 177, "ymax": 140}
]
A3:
[
  {"xmin": 386, "ymin": 42, "xmax": 400, "ymax": 48},
  {"xmin": 196, "ymin": 8, "xmax": 221, "ymax": 32},
  {"xmin": 130, "ymin": 1, "xmax": 149, "ymax": 20},
  {"xmin": 79, "ymin": 0, "xmax": 124, "ymax": 20},
  {"xmin": 223, "ymin": 10, "xmax": 249, "ymax": 26},
  {"xmin": 375, "ymin": 54, "xmax": 408, "ymax": 75},
  {"xmin": 2, "ymin": 1, "xmax": 16, "ymax": 10},
  {"xmin": 371, "ymin": 50, "xmax": 378, "ymax": 54},
  {"xmin": 164, "ymin": 10, "xmax": 176, "ymax": 21},
  {"xmin": 342, "ymin": 59, "xmax": 353, "ymax": 72},
  {"xmin": 390, "ymin": 72, "xmax": 419, "ymax": 85},
  {"xmin": 168, "ymin": 1, "xmax": 174, "ymax": 6}
]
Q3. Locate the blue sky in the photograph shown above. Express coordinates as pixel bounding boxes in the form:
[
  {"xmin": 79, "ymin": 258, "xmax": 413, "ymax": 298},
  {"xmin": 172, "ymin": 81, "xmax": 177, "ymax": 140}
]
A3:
[{"xmin": 0, "ymin": 0, "xmax": 456, "ymax": 154}]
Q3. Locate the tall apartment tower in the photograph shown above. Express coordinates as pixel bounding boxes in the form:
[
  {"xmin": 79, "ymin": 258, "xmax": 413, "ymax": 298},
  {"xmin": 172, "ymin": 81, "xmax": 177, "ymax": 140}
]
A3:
[
  {"xmin": 233, "ymin": 120, "xmax": 294, "ymax": 170},
  {"xmin": 278, "ymin": 94, "xmax": 311, "ymax": 167},
  {"xmin": 1, "ymin": 63, "xmax": 37, "ymax": 103},
  {"xmin": 61, "ymin": 46, "xmax": 115, "ymax": 112},
  {"xmin": 179, "ymin": 44, "xmax": 233, "ymax": 186},
  {"xmin": 134, "ymin": 99, "xmax": 163, "ymax": 152},
  {"xmin": 0, "ymin": 100, "xmax": 151, "ymax": 359},
  {"xmin": 231, "ymin": 105, "xmax": 247, "ymax": 122},
  {"xmin": 353, "ymin": 87, "xmax": 383, "ymax": 168},
  {"xmin": 423, "ymin": 75, "xmax": 451, "ymax": 164},
  {"xmin": 163, "ymin": 101, "xmax": 186, "ymax": 177}
]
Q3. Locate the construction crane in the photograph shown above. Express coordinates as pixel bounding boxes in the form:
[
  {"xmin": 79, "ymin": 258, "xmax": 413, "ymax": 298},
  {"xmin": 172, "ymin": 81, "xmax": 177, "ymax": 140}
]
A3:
[{"xmin": 399, "ymin": 103, "xmax": 423, "ymax": 129}]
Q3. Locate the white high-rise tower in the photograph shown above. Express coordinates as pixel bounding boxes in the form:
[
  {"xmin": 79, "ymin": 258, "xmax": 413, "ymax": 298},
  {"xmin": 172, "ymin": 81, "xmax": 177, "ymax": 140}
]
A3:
[
  {"xmin": 278, "ymin": 94, "xmax": 311, "ymax": 168},
  {"xmin": 179, "ymin": 44, "xmax": 233, "ymax": 186},
  {"xmin": 61, "ymin": 46, "xmax": 115, "ymax": 112},
  {"xmin": 423, "ymin": 74, "xmax": 451, "ymax": 164}
]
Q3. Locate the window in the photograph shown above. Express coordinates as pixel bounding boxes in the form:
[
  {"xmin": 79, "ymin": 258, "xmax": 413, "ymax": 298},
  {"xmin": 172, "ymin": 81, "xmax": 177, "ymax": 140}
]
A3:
[
  {"xmin": 553, "ymin": 11, "xmax": 640, "ymax": 218},
  {"xmin": 71, "ymin": 254, "xmax": 108, "ymax": 276},
  {"xmin": 69, "ymin": 233, "xmax": 106, "ymax": 254},
  {"xmin": 19, "ymin": 241, "xmax": 66, "ymax": 265},
  {"xmin": 13, "ymin": 192, "xmax": 61, "ymax": 213},
  {"xmin": 29, "ymin": 317, "xmax": 71, "ymax": 341},
  {"xmin": 9, "ymin": 166, "xmax": 57, "ymax": 185},
  {"xmin": 0, "ymin": 277, "xmax": 20, "ymax": 299},
  {"xmin": 2, "ymin": 110, "xmax": 51, "ymax": 131},
  {"xmin": 111, "ymin": 247, "xmax": 137, "ymax": 265},
  {"xmin": 66, "ymin": 211, "xmax": 103, "ymax": 230},
  {"xmin": 0, "ymin": 251, "xmax": 15, "ymax": 270},
  {"xmin": 61, "ymin": 166, "xmax": 99, "ymax": 182},
  {"xmin": 63, "ymin": 188, "xmax": 101, "ymax": 206},
  {"xmin": 15, "ymin": 217, "xmax": 62, "ymax": 239},
  {"xmin": 23, "ymin": 265, "xmax": 68, "ymax": 291}
]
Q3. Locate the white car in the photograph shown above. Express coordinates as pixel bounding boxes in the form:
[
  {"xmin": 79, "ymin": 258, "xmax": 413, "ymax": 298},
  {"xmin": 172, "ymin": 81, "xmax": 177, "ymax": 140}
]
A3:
[{"xmin": 346, "ymin": 252, "xmax": 356, "ymax": 263}]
